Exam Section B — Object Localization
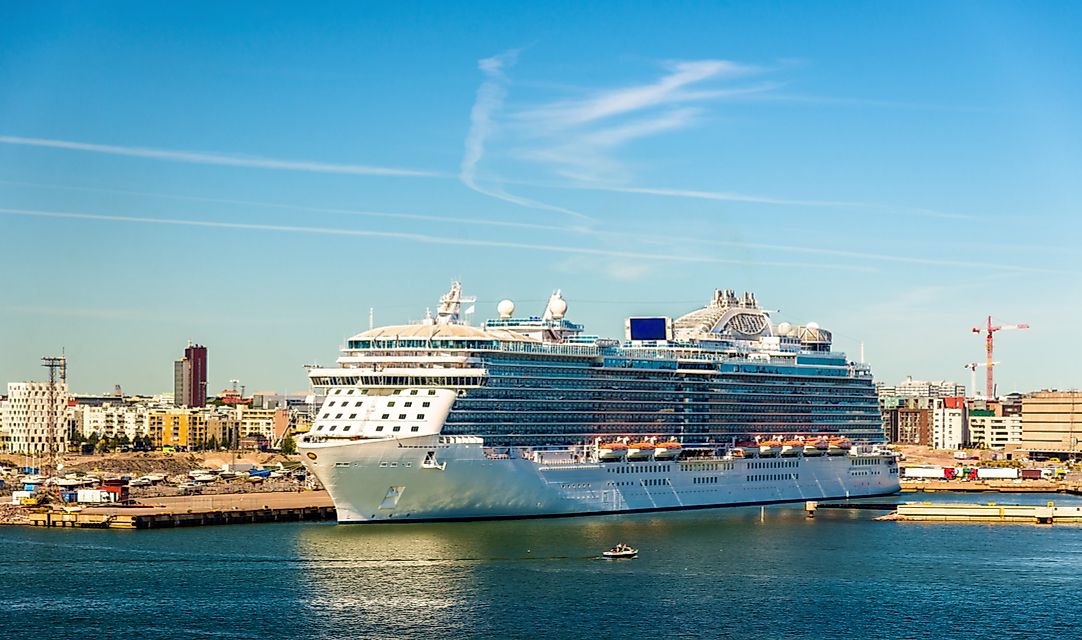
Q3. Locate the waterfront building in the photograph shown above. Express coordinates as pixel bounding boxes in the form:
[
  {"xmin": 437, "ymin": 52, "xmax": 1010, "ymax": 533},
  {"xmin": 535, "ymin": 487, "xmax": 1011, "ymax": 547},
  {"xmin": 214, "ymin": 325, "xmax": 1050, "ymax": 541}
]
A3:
[
  {"xmin": 965, "ymin": 398, "xmax": 1022, "ymax": 450},
  {"xmin": 234, "ymin": 406, "xmax": 287, "ymax": 445},
  {"xmin": 0, "ymin": 381, "xmax": 72, "ymax": 455},
  {"xmin": 882, "ymin": 396, "xmax": 934, "ymax": 445},
  {"xmin": 932, "ymin": 397, "xmax": 968, "ymax": 450},
  {"xmin": 0, "ymin": 396, "xmax": 7, "ymax": 451},
  {"xmin": 1021, "ymin": 391, "xmax": 1082, "ymax": 460},
  {"xmin": 148, "ymin": 408, "xmax": 208, "ymax": 449},
  {"xmin": 73, "ymin": 402, "xmax": 150, "ymax": 443},
  {"xmin": 173, "ymin": 342, "xmax": 208, "ymax": 408},
  {"xmin": 876, "ymin": 377, "xmax": 966, "ymax": 399},
  {"xmin": 968, "ymin": 412, "xmax": 1022, "ymax": 449}
]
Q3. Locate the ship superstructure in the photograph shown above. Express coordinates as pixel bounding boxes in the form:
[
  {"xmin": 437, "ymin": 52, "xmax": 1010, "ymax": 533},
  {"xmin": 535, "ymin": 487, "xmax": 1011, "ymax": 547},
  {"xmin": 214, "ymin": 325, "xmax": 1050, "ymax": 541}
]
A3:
[{"xmin": 299, "ymin": 282, "xmax": 898, "ymax": 522}]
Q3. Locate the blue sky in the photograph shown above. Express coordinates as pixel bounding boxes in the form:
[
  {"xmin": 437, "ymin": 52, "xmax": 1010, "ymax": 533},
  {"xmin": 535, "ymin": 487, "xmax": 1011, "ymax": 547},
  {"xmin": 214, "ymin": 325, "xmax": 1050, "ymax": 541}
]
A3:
[{"xmin": 1, "ymin": 1, "xmax": 1080, "ymax": 396}]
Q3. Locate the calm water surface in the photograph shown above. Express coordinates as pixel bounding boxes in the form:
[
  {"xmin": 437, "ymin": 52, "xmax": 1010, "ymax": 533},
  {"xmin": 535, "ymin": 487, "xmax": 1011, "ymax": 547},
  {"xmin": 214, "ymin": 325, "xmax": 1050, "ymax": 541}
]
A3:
[{"xmin": 1, "ymin": 493, "xmax": 1080, "ymax": 639}]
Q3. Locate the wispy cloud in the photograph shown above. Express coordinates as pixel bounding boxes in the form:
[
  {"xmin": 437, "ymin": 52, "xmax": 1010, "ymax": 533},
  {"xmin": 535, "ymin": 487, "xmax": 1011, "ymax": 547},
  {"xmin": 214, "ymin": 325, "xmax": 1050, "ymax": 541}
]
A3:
[
  {"xmin": 546, "ymin": 182, "xmax": 981, "ymax": 221},
  {"xmin": 0, "ymin": 206, "xmax": 875, "ymax": 273},
  {"xmin": 0, "ymin": 178, "xmax": 593, "ymax": 235},
  {"xmin": 459, "ymin": 51, "xmax": 593, "ymax": 221},
  {"xmin": 499, "ymin": 58, "xmax": 776, "ymax": 183},
  {"xmin": 515, "ymin": 60, "xmax": 762, "ymax": 129},
  {"xmin": 2, "ymin": 179, "xmax": 1032, "ymax": 270},
  {"xmin": 0, "ymin": 135, "xmax": 439, "ymax": 178}
]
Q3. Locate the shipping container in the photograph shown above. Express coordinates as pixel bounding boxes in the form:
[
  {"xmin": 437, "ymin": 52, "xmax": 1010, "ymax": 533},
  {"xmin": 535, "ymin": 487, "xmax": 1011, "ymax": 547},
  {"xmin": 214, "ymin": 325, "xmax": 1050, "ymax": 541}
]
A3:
[
  {"xmin": 76, "ymin": 489, "xmax": 116, "ymax": 504},
  {"xmin": 976, "ymin": 468, "xmax": 1019, "ymax": 480},
  {"xmin": 1021, "ymin": 469, "xmax": 1043, "ymax": 480},
  {"xmin": 904, "ymin": 466, "xmax": 945, "ymax": 479},
  {"xmin": 11, "ymin": 490, "xmax": 32, "ymax": 505}
]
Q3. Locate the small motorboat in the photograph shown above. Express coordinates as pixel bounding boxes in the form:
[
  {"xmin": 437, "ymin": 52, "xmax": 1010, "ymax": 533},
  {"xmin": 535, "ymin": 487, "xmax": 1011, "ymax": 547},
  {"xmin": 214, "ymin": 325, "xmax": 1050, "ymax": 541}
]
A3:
[{"xmin": 601, "ymin": 544, "xmax": 638, "ymax": 559}]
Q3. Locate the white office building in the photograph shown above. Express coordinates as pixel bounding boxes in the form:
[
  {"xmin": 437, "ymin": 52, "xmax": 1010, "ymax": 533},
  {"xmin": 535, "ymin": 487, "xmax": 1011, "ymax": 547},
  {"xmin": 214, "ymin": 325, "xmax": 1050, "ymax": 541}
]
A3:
[{"xmin": 2, "ymin": 382, "xmax": 71, "ymax": 455}]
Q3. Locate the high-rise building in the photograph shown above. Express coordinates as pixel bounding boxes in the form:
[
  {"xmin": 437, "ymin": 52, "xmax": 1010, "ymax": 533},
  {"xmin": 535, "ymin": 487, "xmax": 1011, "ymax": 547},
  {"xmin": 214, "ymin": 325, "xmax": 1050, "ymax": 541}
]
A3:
[
  {"xmin": 1, "ymin": 381, "xmax": 71, "ymax": 454},
  {"xmin": 173, "ymin": 342, "xmax": 208, "ymax": 408},
  {"xmin": 1021, "ymin": 391, "xmax": 1082, "ymax": 460}
]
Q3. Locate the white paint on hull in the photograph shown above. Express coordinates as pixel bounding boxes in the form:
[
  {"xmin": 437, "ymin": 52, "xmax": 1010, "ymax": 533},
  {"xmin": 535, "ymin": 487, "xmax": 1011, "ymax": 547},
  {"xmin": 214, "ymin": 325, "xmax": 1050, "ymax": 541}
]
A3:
[{"xmin": 301, "ymin": 436, "xmax": 900, "ymax": 523}]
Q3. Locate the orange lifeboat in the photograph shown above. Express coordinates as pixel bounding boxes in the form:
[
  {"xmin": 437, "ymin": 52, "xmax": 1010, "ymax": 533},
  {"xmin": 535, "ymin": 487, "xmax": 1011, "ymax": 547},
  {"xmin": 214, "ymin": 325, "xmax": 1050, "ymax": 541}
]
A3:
[
  {"xmin": 827, "ymin": 438, "xmax": 852, "ymax": 456},
  {"xmin": 627, "ymin": 441, "xmax": 656, "ymax": 459},
  {"xmin": 654, "ymin": 440, "xmax": 682, "ymax": 459},
  {"xmin": 598, "ymin": 441, "xmax": 628, "ymax": 461},
  {"xmin": 804, "ymin": 438, "xmax": 828, "ymax": 456},
  {"xmin": 780, "ymin": 439, "xmax": 803, "ymax": 457},
  {"xmin": 759, "ymin": 439, "xmax": 783, "ymax": 457}
]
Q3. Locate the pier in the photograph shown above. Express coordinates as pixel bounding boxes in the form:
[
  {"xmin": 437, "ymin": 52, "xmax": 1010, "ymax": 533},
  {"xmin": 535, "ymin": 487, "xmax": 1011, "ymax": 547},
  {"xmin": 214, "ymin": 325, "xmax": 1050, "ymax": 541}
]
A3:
[
  {"xmin": 882, "ymin": 501, "xmax": 1082, "ymax": 524},
  {"xmin": 900, "ymin": 480, "xmax": 1082, "ymax": 496},
  {"xmin": 23, "ymin": 491, "xmax": 336, "ymax": 529}
]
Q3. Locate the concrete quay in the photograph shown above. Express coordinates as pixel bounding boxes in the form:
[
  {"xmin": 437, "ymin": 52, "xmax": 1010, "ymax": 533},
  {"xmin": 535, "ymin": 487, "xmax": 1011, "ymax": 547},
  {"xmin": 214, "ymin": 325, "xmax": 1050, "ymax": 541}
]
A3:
[
  {"xmin": 882, "ymin": 501, "xmax": 1082, "ymax": 524},
  {"xmin": 900, "ymin": 480, "xmax": 1082, "ymax": 495},
  {"xmin": 24, "ymin": 491, "xmax": 336, "ymax": 529}
]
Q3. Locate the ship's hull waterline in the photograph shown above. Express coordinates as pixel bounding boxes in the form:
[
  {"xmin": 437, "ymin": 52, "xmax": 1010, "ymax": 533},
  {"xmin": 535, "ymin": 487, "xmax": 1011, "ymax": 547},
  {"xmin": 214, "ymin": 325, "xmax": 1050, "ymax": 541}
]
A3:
[{"xmin": 302, "ymin": 435, "xmax": 899, "ymax": 523}]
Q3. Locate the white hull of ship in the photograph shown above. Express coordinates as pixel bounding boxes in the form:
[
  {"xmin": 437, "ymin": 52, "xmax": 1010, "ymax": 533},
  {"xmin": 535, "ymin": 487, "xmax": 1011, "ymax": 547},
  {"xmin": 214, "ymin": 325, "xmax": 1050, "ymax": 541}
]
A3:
[{"xmin": 300, "ymin": 436, "xmax": 900, "ymax": 523}]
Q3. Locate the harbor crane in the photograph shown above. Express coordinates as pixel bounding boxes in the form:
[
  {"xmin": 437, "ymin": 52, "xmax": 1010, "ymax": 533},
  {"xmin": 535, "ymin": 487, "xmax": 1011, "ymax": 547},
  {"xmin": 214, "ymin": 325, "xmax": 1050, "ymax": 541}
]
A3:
[
  {"xmin": 972, "ymin": 316, "xmax": 1029, "ymax": 400},
  {"xmin": 963, "ymin": 361, "xmax": 999, "ymax": 399}
]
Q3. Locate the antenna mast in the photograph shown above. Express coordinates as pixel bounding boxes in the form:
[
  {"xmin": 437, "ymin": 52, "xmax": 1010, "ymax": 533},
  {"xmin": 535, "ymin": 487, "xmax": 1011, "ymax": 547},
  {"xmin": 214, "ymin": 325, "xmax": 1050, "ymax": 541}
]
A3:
[{"xmin": 41, "ymin": 355, "xmax": 67, "ymax": 477}]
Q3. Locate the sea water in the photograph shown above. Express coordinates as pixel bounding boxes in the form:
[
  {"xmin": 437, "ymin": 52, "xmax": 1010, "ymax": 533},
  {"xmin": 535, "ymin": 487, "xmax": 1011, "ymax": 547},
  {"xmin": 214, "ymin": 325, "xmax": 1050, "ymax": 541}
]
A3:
[{"xmin": 1, "ymin": 492, "xmax": 1079, "ymax": 639}]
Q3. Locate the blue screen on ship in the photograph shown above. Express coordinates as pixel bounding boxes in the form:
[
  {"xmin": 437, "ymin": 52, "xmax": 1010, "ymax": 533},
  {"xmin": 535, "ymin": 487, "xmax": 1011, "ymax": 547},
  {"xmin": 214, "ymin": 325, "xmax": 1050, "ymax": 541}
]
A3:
[{"xmin": 629, "ymin": 317, "xmax": 668, "ymax": 340}]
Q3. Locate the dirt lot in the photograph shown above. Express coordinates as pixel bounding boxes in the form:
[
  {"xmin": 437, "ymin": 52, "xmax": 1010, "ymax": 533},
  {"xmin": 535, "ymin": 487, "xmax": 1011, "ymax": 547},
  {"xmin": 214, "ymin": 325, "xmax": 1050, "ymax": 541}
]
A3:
[{"xmin": 54, "ymin": 451, "xmax": 298, "ymax": 476}]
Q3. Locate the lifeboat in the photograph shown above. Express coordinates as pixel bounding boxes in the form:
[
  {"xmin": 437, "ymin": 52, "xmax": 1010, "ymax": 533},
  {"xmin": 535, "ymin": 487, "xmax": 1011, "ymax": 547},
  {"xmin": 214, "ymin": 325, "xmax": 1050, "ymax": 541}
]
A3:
[
  {"xmin": 734, "ymin": 440, "xmax": 758, "ymax": 458},
  {"xmin": 626, "ymin": 441, "xmax": 656, "ymax": 459},
  {"xmin": 598, "ymin": 441, "xmax": 628, "ymax": 461},
  {"xmin": 654, "ymin": 440, "xmax": 682, "ymax": 459},
  {"xmin": 827, "ymin": 438, "xmax": 852, "ymax": 456},
  {"xmin": 804, "ymin": 438, "xmax": 828, "ymax": 456},
  {"xmin": 758, "ymin": 440, "xmax": 782, "ymax": 457},
  {"xmin": 780, "ymin": 439, "xmax": 803, "ymax": 457}
]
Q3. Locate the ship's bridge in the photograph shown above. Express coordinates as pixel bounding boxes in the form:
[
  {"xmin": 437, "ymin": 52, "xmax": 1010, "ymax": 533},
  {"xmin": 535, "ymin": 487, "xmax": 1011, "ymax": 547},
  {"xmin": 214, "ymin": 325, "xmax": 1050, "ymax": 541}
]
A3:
[{"xmin": 345, "ymin": 323, "xmax": 542, "ymax": 351}]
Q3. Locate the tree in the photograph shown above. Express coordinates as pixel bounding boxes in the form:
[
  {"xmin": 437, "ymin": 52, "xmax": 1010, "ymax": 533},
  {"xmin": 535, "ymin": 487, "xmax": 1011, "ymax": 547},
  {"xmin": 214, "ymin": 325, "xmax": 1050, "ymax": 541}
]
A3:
[{"xmin": 279, "ymin": 435, "xmax": 297, "ymax": 455}]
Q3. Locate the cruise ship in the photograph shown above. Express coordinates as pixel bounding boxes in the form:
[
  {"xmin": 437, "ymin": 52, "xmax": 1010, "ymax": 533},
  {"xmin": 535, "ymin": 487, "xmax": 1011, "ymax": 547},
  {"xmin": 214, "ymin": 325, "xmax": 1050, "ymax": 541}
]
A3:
[{"xmin": 298, "ymin": 282, "xmax": 899, "ymax": 523}]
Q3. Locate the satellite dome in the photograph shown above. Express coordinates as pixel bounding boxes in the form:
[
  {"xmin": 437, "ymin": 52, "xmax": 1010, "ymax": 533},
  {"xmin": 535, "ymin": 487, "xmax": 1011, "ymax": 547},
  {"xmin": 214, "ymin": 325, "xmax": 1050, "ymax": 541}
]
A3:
[
  {"xmin": 806, "ymin": 321, "xmax": 820, "ymax": 331},
  {"xmin": 547, "ymin": 291, "xmax": 568, "ymax": 320},
  {"xmin": 776, "ymin": 321, "xmax": 792, "ymax": 336},
  {"xmin": 497, "ymin": 299, "xmax": 515, "ymax": 319}
]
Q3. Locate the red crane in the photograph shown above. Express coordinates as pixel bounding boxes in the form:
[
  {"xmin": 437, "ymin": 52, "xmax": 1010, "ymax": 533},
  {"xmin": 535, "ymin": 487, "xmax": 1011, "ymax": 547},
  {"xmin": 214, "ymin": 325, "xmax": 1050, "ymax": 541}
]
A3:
[{"xmin": 972, "ymin": 316, "xmax": 1029, "ymax": 400}]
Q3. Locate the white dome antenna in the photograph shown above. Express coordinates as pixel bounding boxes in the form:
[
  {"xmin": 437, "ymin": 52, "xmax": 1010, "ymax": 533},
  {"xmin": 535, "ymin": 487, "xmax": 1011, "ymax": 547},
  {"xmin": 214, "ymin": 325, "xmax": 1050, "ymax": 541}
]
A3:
[
  {"xmin": 497, "ymin": 299, "xmax": 515, "ymax": 319},
  {"xmin": 544, "ymin": 290, "xmax": 568, "ymax": 320}
]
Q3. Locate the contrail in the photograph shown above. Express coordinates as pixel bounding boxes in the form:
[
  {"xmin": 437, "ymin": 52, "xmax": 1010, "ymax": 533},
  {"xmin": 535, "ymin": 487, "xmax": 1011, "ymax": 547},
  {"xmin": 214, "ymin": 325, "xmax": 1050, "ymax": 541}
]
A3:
[
  {"xmin": 0, "ymin": 135, "xmax": 440, "ymax": 178},
  {"xmin": 0, "ymin": 206, "xmax": 874, "ymax": 272}
]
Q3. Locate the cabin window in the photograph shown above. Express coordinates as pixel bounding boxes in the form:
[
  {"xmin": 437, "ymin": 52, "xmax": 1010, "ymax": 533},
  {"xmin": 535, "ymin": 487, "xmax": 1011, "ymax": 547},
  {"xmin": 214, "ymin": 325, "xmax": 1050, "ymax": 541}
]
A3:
[
  {"xmin": 411, "ymin": 426, "xmax": 419, "ymax": 432},
  {"xmin": 393, "ymin": 426, "xmax": 401, "ymax": 432},
  {"xmin": 375, "ymin": 426, "xmax": 384, "ymax": 432},
  {"xmin": 381, "ymin": 414, "xmax": 389, "ymax": 419}
]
